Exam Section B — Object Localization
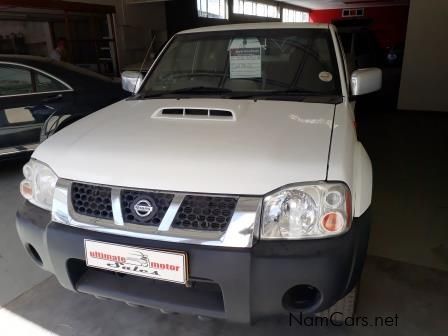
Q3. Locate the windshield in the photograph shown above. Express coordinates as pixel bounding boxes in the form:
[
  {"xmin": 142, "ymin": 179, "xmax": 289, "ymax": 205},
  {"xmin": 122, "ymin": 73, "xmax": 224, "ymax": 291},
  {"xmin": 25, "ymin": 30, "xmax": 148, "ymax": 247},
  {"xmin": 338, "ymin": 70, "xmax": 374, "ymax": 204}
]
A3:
[{"xmin": 139, "ymin": 29, "xmax": 341, "ymax": 100}]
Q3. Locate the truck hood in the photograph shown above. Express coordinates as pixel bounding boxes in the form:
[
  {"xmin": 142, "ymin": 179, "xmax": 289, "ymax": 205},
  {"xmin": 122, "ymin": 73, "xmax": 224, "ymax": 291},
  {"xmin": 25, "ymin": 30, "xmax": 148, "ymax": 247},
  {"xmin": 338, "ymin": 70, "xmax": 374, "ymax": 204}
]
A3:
[{"xmin": 33, "ymin": 98, "xmax": 335, "ymax": 195}]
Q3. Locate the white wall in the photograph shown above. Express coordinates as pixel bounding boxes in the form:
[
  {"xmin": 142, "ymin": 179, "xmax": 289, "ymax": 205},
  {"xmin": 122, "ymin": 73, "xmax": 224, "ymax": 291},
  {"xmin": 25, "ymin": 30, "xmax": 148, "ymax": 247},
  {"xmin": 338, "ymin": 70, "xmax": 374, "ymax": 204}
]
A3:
[{"xmin": 398, "ymin": 0, "xmax": 448, "ymax": 112}]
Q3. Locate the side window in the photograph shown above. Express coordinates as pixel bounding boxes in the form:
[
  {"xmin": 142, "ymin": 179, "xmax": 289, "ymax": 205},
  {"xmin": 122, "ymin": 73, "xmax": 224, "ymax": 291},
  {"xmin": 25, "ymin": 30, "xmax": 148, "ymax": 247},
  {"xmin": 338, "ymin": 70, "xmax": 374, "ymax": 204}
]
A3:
[
  {"xmin": 0, "ymin": 66, "xmax": 33, "ymax": 96},
  {"xmin": 339, "ymin": 32, "xmax": 352, "ymax": 54},
  {"xmin": 35, "ymin": 73, "xmax": 67, "ymax": 92}
]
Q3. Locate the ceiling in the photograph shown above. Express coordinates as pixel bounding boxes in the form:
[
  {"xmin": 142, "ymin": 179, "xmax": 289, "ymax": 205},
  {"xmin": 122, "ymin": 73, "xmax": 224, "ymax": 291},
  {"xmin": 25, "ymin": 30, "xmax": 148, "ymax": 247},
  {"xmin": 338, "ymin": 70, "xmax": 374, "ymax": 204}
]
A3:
[{"xmin": 279, "ymin": 0, "xmax": 409, "ymax": 10}]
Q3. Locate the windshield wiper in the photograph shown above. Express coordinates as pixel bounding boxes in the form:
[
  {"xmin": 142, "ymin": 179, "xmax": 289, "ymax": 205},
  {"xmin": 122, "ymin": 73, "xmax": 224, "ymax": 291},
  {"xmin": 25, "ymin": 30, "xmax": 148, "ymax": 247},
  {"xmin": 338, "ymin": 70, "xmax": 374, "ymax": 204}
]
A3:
[
  {"xmin": 228, "ymin": 89, "xmax": 324, "ymax": 100},
  {"xmin": 138, "ymin": 86, "xmax": 234, "ymax": 98}
]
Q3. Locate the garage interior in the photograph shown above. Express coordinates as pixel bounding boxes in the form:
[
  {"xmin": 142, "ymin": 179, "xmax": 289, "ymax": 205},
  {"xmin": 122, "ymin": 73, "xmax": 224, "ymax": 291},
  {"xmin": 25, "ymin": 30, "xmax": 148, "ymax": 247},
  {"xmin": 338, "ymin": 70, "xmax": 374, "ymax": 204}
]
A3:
[{"xmin": 1, "ymin": 0, "xmax": 447, "ymax": 335}]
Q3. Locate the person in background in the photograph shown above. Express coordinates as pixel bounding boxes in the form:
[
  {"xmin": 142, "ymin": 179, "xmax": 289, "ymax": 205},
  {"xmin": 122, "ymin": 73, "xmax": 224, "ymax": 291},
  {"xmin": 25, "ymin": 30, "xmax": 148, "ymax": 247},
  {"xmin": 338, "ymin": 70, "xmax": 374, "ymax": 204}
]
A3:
[{"xmin": 49, "ymin": 38, "xmax": 68, "ymax": 62}]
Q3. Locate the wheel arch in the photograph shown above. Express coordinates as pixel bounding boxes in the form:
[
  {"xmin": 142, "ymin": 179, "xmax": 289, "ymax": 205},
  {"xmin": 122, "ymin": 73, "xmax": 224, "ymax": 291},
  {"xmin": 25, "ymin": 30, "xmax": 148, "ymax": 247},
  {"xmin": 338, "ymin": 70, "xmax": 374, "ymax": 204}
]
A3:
[{"xmin": 352, "ymin": 141, "xmax": 372, "ymax": 217}]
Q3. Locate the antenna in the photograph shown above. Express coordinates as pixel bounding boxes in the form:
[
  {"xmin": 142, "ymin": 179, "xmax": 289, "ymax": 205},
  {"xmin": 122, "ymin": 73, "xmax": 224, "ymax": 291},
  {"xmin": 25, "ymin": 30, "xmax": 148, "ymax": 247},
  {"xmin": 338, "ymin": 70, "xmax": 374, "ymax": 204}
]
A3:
[{"xmin": 134, "ymin": 33, "xmax": 157, "ymax": 93}]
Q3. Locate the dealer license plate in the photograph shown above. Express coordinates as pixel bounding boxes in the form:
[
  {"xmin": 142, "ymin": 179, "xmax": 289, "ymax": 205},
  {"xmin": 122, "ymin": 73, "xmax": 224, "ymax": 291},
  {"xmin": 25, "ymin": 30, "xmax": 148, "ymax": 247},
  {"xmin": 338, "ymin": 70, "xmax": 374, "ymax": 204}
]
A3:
[{"xmin": 85, "ymin": 240, "xmax": 188, "ymax": 284}]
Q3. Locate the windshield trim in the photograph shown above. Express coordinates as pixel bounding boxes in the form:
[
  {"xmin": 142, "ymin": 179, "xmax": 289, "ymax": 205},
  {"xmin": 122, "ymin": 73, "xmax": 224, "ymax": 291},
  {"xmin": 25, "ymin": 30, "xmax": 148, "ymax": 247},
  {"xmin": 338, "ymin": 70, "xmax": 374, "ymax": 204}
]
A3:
[{"xmin": 129, "ymin": 91, "xmax": 343, "ymax": 105}]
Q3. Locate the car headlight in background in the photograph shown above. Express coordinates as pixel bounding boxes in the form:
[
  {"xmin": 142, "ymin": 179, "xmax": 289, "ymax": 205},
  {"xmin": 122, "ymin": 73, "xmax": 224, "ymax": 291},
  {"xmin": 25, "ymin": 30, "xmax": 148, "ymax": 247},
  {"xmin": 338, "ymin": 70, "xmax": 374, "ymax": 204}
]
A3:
[
  {"xmin": 261, "ymin": 183, "xmax": 352, "ymax": 240},
  {"xmin": 20, "ymin": 159, "xmax": 58, "ymax": 211}
]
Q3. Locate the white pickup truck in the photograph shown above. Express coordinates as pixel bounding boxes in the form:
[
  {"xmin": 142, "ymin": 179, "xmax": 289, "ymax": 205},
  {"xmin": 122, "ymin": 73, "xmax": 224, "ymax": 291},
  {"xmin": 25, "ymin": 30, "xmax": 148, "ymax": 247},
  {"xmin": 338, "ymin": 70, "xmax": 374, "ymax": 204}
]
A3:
[{"xmin": 16, "ymin": 23, "xmax": 380, "ymax": 324}]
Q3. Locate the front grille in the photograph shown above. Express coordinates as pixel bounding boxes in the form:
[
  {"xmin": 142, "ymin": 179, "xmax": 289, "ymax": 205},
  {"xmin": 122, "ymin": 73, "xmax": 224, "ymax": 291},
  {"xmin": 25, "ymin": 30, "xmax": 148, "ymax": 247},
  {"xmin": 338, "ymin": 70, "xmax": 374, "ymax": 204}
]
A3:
[
  {"xmin": 71, "ymin": 182, "xmax": 113, "ymax": 220},
  {"xmin": 121, "ymin": 189, "xmax": 174, "ymax": 225},
  {"xmin": 172, "ymin": 195, "xmax": 238, "ymax": 231},
  {"xmin": 70, "ymin": 182, "xmax": 239, "ymax": 232}
]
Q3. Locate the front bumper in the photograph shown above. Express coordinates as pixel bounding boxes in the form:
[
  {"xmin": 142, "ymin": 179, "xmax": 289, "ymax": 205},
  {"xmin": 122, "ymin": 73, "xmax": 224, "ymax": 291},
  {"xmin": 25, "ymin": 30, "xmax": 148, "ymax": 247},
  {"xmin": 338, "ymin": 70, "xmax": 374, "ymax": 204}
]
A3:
[{"xmin": 16, "ymin": 201, "xmax": 369, "ymax": 324}]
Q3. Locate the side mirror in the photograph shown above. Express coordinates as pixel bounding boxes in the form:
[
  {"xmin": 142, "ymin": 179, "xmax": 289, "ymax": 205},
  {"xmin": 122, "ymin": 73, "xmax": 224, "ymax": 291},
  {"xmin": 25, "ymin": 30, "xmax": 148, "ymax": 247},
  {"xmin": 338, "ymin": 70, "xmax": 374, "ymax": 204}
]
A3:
[
  {"xmin": 121, "ymin": 71, "xmax": 143, "ymax": 93},
  {"xmin": 351, "ymin": 68, "xmax": 382, "ymax": 96}
]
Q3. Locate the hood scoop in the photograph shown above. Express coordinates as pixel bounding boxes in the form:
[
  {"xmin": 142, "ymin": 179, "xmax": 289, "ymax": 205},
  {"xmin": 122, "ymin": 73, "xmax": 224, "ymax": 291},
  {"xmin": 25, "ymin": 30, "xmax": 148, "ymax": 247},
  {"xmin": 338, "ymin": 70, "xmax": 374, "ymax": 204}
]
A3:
[{"xmin": 153, "ymin": 108, "xmax": 235, "ymax": 121}]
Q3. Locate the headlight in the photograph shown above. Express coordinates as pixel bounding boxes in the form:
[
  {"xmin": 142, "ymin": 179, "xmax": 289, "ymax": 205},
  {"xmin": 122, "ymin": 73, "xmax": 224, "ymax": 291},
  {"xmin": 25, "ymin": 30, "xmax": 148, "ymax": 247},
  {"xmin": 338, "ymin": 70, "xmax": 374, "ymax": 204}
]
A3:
[
  {"xmin": 261, "ymin": 182, "xmax": 352, "ymax": 240},
  {"xmin": 20, "ymin": 159, "xmax": 58, "ymax": 211}
]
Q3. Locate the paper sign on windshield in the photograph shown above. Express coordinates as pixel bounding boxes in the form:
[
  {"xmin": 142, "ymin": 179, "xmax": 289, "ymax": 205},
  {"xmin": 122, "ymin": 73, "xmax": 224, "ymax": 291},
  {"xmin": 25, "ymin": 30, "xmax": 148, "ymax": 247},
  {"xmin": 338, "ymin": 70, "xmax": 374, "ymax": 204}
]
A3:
[{"xmin": 229, "ymin": 38, "xmax": 262, "ymax": 79}]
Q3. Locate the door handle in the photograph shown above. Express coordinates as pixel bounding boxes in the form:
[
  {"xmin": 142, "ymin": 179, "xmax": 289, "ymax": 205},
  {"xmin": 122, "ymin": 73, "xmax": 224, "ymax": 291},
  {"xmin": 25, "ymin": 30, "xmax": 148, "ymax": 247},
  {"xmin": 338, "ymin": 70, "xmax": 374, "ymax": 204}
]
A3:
[{"xmin": 41, "ymin": 93, "xmax": 63, "ymax": 103}]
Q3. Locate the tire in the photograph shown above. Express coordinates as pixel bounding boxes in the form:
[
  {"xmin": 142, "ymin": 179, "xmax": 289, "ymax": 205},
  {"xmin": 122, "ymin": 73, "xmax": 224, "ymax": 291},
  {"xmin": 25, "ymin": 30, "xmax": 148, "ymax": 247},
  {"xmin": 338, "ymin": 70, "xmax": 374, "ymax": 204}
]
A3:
[{"xmin": 316, "ymin": 285, "xmax": 358, "ymax": 321}]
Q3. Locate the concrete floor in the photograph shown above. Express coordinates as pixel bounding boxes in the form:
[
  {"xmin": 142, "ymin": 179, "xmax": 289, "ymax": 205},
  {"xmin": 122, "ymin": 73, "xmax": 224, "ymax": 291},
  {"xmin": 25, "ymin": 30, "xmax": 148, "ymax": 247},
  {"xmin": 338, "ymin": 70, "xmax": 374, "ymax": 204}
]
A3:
[{"xmin": 1, "ymin": 91, "xmax": 448, "ymax": 334}]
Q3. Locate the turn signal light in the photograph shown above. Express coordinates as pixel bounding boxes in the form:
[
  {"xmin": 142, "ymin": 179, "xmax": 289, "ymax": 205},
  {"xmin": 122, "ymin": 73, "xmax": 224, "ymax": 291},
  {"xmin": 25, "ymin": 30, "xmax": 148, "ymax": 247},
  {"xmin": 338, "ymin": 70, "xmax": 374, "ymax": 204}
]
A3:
[
  {"xmin": 20, "ymin": 180, "xmax": 33, "ymax": 200},
  {"xmin": 320, "ymin": 212, "xmax": 344, "ymax": 233}
]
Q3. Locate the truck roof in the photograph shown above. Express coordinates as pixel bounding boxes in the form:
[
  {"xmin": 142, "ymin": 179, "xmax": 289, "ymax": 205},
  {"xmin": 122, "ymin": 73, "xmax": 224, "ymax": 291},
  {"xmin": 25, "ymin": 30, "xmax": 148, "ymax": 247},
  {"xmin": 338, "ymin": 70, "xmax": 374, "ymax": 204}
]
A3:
[{"xmin": 178, "ymin": 22, "xmax": 330, "ymax": 35}]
